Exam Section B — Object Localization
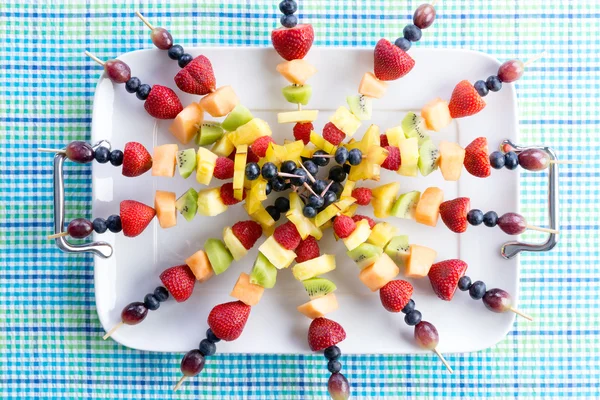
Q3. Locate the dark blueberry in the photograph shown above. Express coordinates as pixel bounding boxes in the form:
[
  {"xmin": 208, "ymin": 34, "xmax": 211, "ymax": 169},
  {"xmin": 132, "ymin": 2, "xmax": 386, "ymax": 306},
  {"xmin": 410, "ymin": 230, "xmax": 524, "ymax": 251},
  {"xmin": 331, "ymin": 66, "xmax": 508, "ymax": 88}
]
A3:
[
  {"xmin": 469, "ymin": 280, "xmax": 486, "ymax": 300},
  {"xmin": 401, "ymin": 299, "xmax": 415, "ymax": 314},
  {"xmin": 266, "ymin": 205, "xmax": 281, "ymax": 221},
  {"xmin": 136, "ymin": 84, "xmax": 151, "ymax": 100},
  {"xmin": 483, "ymin": 211, "xmax": 498, "ymax": 227},
  {"xmin": 167, "ymin": 44, "xmax": 184, "ymax": 60},
  {"xmin": 109, "ymin": 150, "xmax": 124, "ymax": 166},
  {"xmin": 178, "ymin": 53, "xmax": 193, "ymax": 68},
  {"xmin": 303, "ymin": 160, "xmax": 318, "ymax": 176},
  {"xmin": 486, "ymin": 75, "xmax": 502, "ymax": 92},
  {"xmin": 291, "ymin": 168, "xmax": 308, "ymax": 186},
  {"xmin": 466, "ymin": 209, "xmax": 484, "ymax": 226},
  {"xmin": 144, "ymin": 294, "xmax": 160, "ymax": 311},
  {"xmin": 280, "ymin": 14, "xmax": 298, "ymax": 28},
  {"xmin": 94, "ymin": 146, "xmax": 110, "ymax": 164},
  {"xmin": 324, "ymin": 345, "xmax": 341, "ymax": 360},
  {"xmin": 154, "ymin": 286, "xmax": 169, "ymax": 302},
  {"xmin": 489, "ymin": 151, "xmax": 506, "ymax": 169},
  {"xmin": 303, "ymin": 205, "xmax": 317, "ymax": 218},
  {"xmin": 106, "ymin": 214, "xmax": 122, "ymax": 233},
  {"xmin": 265, "ymin": 181, "xmax": 272, "ymax": 196},
  {"xmin": 330, "ymin": 182, "xmax": 344, "ymax": 197},
  {"xmin": 403, "ymin": 24, "xmax": 422, "ymax": 42},
  {"xmin": 271, "ymin": 177, "xmax": 287, "ymax": 192},
  {"xmin": 394, "ymin": 37, "xmax": 411, "ymax": 51},
  {"xmin": 125, "ymin": 77, "xmax": 141, "ymax": 93},
  {"xmin": 313, "ymin": 150, "xmax": 330, "ymax": 166},
  {"xmin": 285, "ymin": 181, "xmax": 292, "ymax": 190},
  {"xmin": 404, "ymin": 310, "xmax": 422, "ymax": 326},
  {"xmin": 474, "ymin": 80, "xmax": 489, "ymax": 97},
  {"xmin": 206, "ymin": 328, "xmax": 221, "ymax": 343},
  {"xmin": 199, "ymin": 338, "xmax": 216, "ymax": 356},
  {"xmin": 458, "ymin": 276, "xmax": 472, "ymax": 291},
  {"xmin": 308, "ymin": 194, "xmax": 324, "ymax": 208},
  {"xmin": 329, "ymin": 165, "xmax": 346, "ymax": 183},
  {"xmin": 92, "ymin": 217, "xmax": 107, "ymax": 234},
  {"xmin": 281, "ymin": 160, "xmax": 297, "ymax": 174},
  {"xmin": 323, "ymin": 191, "xmax": 337, "ymax": 207},
  {"xmin": 343, "ymin": 164, "xmax": 351, "ymax": 174},
  {"xmin": 348, "ymin": 149, "xmax": 362, "ymax": 165},
  {"xmin": 279, "ymin": 0, "xmax": 297, "ymax": 15},
  {"xmin": 334, "ymin": 147, "xmax": 349, "ymax": 165},
  {"xmin": 245, "ymin": 162, "xmax": 260, "ymax": 180},
  {"xmin": 262, "ymin": 162, "xmax": 278, "ymax": 179},
  {"xmin": 275, "ymin": 197, "xmax": 290, "ymax": 213},
  {"xmin": 312, "ymin": 179, "xmax": 327, "ymax": 194},
  {"xmin": 504, "ymin": 151, "xmax": 519, "ymax": 170},
  {"xmin": 327, "ymin": 360, "xmax": 342, "ymax": 373}
]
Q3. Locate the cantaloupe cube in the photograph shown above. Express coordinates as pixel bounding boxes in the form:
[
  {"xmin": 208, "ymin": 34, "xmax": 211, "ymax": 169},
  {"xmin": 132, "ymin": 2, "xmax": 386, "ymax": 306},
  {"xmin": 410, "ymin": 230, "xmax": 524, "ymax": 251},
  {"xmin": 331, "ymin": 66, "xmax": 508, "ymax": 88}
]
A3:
[
  {"xmin": 169, "ymin": 102, "xmax": 203, "ymax": 144},
  {"xmin": 185, "ymin": 249, "xmax": 214, "ymax": 282},
  {"xmin": 415, "ymin": 187, "xmax": 444, "ymax": 227},
  {"xmin": 154, "ymin": 190, "xmax": 177, "ymax": 229},
  {"xmin": 358, "ymin": 253, "xmax": 399, "ymax": 291},
  {"xmin": 200, "ymin": 86, "xmax": 239, "ymax": 117},
  {"xmin": 152, "ymin": 144, "xmax": 179, "ymax": 177},
  {"xmin": 421, "ymin": 98, "xmax": 452, "ymax": 132},
  {"xmin": 230, "ymin": 272, "xmax": 265, "ymax": 306},
  {"xmin": 276, "ymin": 59, "xmax": 317, "ymax": 85},
  {"xmin": 297, "ymin": 293, "xmax": 339, "ymax": 319},
  {"xmin": 438, "ymin": 141, "xmax": 466, "ymax": 181},
  {"xmin": 405, "ymin": 245, "xmax": 437, "ymax": 278},
  {"xmin": 358, "ymin": 72, "xmax": 388, "ymax": 99}
]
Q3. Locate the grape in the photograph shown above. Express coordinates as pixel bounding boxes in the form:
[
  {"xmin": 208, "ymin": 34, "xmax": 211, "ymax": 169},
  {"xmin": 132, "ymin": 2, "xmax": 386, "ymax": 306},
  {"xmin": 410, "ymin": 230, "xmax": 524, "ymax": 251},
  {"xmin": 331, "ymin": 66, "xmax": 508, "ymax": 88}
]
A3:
[
  {"xmin": 482, "ymin": 288, "xmax": 512, "ymax": 313},
  {"xmin": 121, "ymin": 302, "xmax": 148, "ymax": 325},
  {"xmin": 498, "ymin": 59, "xmax": 524, "ymax": 83},
  {"xmin": 104, "ymin": 59, "xmax": 131, "ymax": 84},
  {"xmin": 67, "ymin": 218, "xmax": 93, "ymax": 238},
  {"xmin": 328, "ymin": 372, "xmax": 350, "ymax": 400},
  {"xmin": 180, "ymin": 349, "xmax": 206, "ymax": 377},
  {"xmin": 413, "ymin": 4, "xmax": 436, "ymax": 29},
  {"xmin": 414, "ymin": 321, "xmax": 439, "ymax": 350},
  {"xmin": 497, "ymin": 212, "xmax": 527, "ymax": 235},
  {"xmin": 151, "ymin": 27, "xmax": 173, "ymax": 50},
  {"xmin": 518, "ymin": 149, "xmax": 549, "ymax": 171},
  {"xmin": 65, "ymin": 141, "xmax": 95, "ymax": 163}
]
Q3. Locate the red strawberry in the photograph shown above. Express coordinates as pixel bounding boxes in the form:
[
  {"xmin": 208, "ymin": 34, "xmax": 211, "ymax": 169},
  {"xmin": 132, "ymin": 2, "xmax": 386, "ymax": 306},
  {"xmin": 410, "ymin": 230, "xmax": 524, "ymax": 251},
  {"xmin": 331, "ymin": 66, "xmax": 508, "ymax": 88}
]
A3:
[
  {"xmin": 246, "ymin": 148, "xmax": 260, "ymax": 163},
  {"xmin": 207, "ymin": 300, "xmax": 251, "ymax": 341},
  {"xmin": 381, "ymin": 146, "xmax": 401, "ymax": 170},
  {"xmin": 232, "ymin": 220, "xmax": 263, "ymax": 250},
  {"xmin": 379, "ymin": 280, "xmax": 413, "ymax": 312},
  {"xmin": 333, "ymin": 215, "xmax": 356, "ymax": 239},
  {"xmin": 428, "ymin": 259, "xmax": 468, "ymax": 301},
  {"xmin": 380, "ymin": 134, "xmax": 389, "ymax": 147},
  {"xmin": 448, "ymin": 80, "xmax": 486, "ymax": 118},
  {"xmin": 352, "ymin": 214, "xmax": 375, "ymax": 229},
  {"xmin": 373, "ymin": 39, "xmax": 415, "ymax": 81},
  {"xmin": 293, "ymin": 122, "xmax": 313, "ymax": 145},
  {"xmin": 295, "ymin": 236, "xmax": 320, "ymax": 263},
  {"xmin": 159, "ymin": 264, "xmax": 196, "ymax": 302},
  {"xmin": 439, "ymin": 197, "xmax": 470, "ymax": 233},
  {"xmin": 271, "ymin": 24, "xmax": 314, "ymax": 61},
  {"xmin": 219, "ymin": 182, "xmax": 245, "ymax": 205},
  {"xmin": 464, "ymin": 137, "xmax": 491, "ymax": 178},
  {"xmin": 273, "ymin": 221, "xmax": 302, "ymax": 250},
  {"xmin": 322, "ymin": 122, "xmax": 346, "ymax": 146},
  {"xmin": 308, "ymin": 317, "xmax": 346, "ymax": 351},
  {"xmin": 174, "ymin": 55, "xmax": 216, "ymax": 95},
  {"xmin": 119, "ymin": 200, "xmax": 155, "ymax": 237},
  {"xmin": 213, "ymin": 157, "xmax": 234, "ymax": 180},
  {"xmin": 351, "ymin": 187, "xmax": 372, "ymax": 206},
  {"xmin": 250, "ymin": 136, "xmax": 274, "ymax": 158},
  {"xmin": 122, "ymin": 142, "xmax": 152, "ymax": 177},
  {"xmin": 144, "ymin": 85, "xmax": 183, "ymax": 119}
]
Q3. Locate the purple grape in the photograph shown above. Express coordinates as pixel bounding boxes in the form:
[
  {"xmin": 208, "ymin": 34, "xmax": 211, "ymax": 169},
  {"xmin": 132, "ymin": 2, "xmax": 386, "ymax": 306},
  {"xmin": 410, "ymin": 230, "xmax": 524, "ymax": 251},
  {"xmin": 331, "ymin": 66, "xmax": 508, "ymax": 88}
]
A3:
[
  {"xmin": 104, "ymin": 59, "xmax": 131, "ymax": 83},
  {"xmin": 518, "ymin": 149, "xmax": 549, "ymax": 171},
  {"xmin": 65, "ymin": 141, "xmax": 94, "ymax": 163},
  {"xmin": 121, "ymin": 302, "xmax": 148, "ymax": 325},
  {"xmin": 180, "ymin": 349, "xmax": 206, "ymax": 377},
  {"xmin": 482, "ymin": 288, "xmax": 512, "ymax": 313},
  {"xmin": 498, "ymin": 59, "xmax": 524, "ymax": 83},
  {"xmin": 67, "ymin": 218, "xmax": 93, "ymax": 238},
  {"xmin": 328, "ymin": 372, "xmax": 350, "ymax": 400},
  {"xmin": 497, "ymin": 212, "xmax": 527, "ymax": 235},
  {"xmin": 151, "ymin": 27, "xmax": 173, "ymax": 50},
  {"xmin": 413, "ymin": 4, "xmax": 436, "ymax": 29},
  {"xmin": 414, "ymin": 321, "xmax": 439, "ymax": 350}
]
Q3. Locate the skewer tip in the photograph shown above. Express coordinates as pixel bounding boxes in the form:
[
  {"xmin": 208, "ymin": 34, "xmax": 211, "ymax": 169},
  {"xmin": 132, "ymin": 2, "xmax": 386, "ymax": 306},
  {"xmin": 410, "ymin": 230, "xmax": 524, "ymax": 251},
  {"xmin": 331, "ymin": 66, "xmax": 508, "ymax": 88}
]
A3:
[
  {"xmin": 47, "ymin": 232, "xmax": 69, "ymax": 239},
  {"xmin": 173, "ymin": 376, "xmax": 187, "ymax": 391},
  {"xmin": 509, "ymin": 307, "xmax": 534, "ymax": 321},
  {"xmin": 102, "ymin": 321, "xmax": 124, "ymax": 340},
  {"xmin": 433, "ymin": 348, "xmax": 453, "ymax": 373},
  {"xmin": 135, "ymin": 11, "xmax": 154, "ymax": 30},
  {"xmin": 84, "ymin": 50, "xmax": 106, "ymax": 66}
]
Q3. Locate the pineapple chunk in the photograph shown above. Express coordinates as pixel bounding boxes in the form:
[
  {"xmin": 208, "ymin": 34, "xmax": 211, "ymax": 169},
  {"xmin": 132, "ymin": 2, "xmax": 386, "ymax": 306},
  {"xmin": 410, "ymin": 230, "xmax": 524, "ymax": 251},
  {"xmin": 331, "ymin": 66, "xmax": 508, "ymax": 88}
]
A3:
[
  {"xmin": 384, "ymin": 126, "xmax": 404, "ymax": 147},
  {"xmin": 343, "ymin": 204, "xmax": 358, "ymax": 217},
  {"xmin": 310, "ymin": 131, "xmax": 336, "ymax": 154},
  {"xmin": 265, "ymin": 142, "xmax": 287, "ymax": 165},
  {"xmin": 340, "ymin": 180, "xmax": 356, "ymax": 199},
  {"xmin": 397, "ymin": 137, "xmax": 419, "ymax": 177},
  {"xmin": 228, "ymin": 118, "xmax": 272, "ymax": 147},
  {"xmin": 278, "ymin": 110, "xmax": 319, "ymax": 124},
  {"xmin": 276, "ymin": 59, "xmax": 317, "ymax": 85},
  {"xmin": 211, "ymin": 135, "xmax": 235, "ymax": 157},
  {"xmin": 297, "ymin": 293, "xmax": 338, "ymax": 319},
  {"xmin": 367, "ymin": 222, "xmax": 397, "ymax": 247},
  {"xmin": 258, "ymin": 236, "xmax": 297, "ymax": 269},
  {"xmin": 358, "ymin": 72, "xmax": 388, "ymax": 99},
  {"xmin": 289, "ymin": 192, "xmax": 304, "ymax": 213},
  {"xmin": 342, "ymin": 219, "xmax": 372, "ymax": 251},
  {"xmin": 292, "ymin": 254, "xmax": 336, "ymax": 281},
  {"xmin": 329, "ymin": 107, "xmax": 361, "ymax": 137},
  {"xmin": 287, "ymin": 210, "xmax": 323, "ymax": 240},
  {"xmin": 284, "ymin": 140, "xmax": 305, "ymax": 163},
  {"xmin": 372, "ymin": 198, "xmax": 394, "ymax": 219},
  {"xmin": 199, "ymin": 86, "xmax": 239, "ymax": 117},
  {"xmin": 223, "ymin": 226, "xmax": 248, "ymax": 261},
  {"xmin": 244, "ymin": 203, "xmax": 275, "ymax": 232},
  {"xmin": 196, "ymin": 147, "xmax": 218, "ymax": 185},
  {"xmin": 233, "ymin": 145, "xmax": 248, "ymax": 201},
  {"xmin": 315, "ymin": 198, "xmax": 356, "ymax": 227},
  {"xmin": 301, "ymin": 145, "xmax": 315, "ymax": 159},
  {"xmin": 197, "ymin": 187, "xmax": 228, "ymax": 216},
  {"xmin": 372, "ymin": 182, "xmax": 400, "ymax": 201}
]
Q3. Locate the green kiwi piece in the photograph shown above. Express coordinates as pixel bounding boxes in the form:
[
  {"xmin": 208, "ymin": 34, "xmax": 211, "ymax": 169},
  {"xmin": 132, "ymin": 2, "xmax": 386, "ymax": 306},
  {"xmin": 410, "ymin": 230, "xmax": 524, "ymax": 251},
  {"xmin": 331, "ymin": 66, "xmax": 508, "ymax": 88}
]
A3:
[
  {"xmin": 347, "ymin": 243, "xmax": 383, "ymax": 270},
  {"xmin": 175, "ymin": 188, "xmax": 199, "ymax": 222},
  {"xmin": 282, "ymin": 84, "xmax": 313, "ymax": 105},
  {"xmin": 195, "ymin": 122, "xmax": 224, "ymax": 146},
  {"xmin": 176, "ymin": 148, "xmax": 197, "ymax": 179},
  {"xmin": 249, "ymin": 253, "xmax": 278, "ymax": 289},
  {"xmin": 346, "ymin": 95, "xmax": 372, "ymax": 121},
  {"xmin": 390, "ymin": 191, "xmax": 421, "ymax": 219},
  {"xmin": 401, "ymin": 112, "xmax": 429, "ymax": 144},
  {"xmin": 384, "ymin": 235, "xmax": 410, "ymax": 268},
  {"xmin": 302, "ymin": 277, "xmax": 337, "ymax": 300},
  {"xmin": 418, "ymin": 139, "xmax": 439, "ymax": 176},
  {"xmin": 222, "ymin": 104, "xmax": 254, "ymax": 132},
  {"xmin": 204, "ymin": 238, "xmax": 233, "ymax": 275}
]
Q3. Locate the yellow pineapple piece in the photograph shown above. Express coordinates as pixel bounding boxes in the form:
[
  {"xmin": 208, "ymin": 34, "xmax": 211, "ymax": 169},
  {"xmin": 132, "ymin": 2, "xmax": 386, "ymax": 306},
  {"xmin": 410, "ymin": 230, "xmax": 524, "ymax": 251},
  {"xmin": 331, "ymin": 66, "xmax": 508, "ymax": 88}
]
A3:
[
  {"xmin": 292, "ymin": 254, "xmax": 336, "ymax": 281},
  {"xmin": 245, "ymin": 203, "xmax": 275, "ymax": 233},
  {"xmin": 197, "ymin": 187, "xmax": 228, "ymax": 216},
  {"xmin": 343, "ymin": 204, "xmax": 358, "ymax": 217},
  {"xmin": 397, "ymin": 137, "xmax": 419, "ymax": 177},
  {"xmin": 342, "ymin": 219, "xmax": 372, "ymax": 251},
  {"xmin": 258, "ymin": 236, "xmax": 296, "ymax": 269},
  {"xmin": 199, "ymin": 86, "xmax": 239, "ymax": 117},
  {"xmin": 228, "ymin": 118, "xmax": 272, "ymax": 147},
  {"xmin": 265, "ymin": 142, "xmax": 288, "ymax": 165},
  {"xmin": 329, "ymin": 106, "xmax": 361, "ymax": 137},
  {"xmin": 310, "ymin": 131, "xmax": 337, "ymax": 155},
  {"xmin": 384, "ymin": 126, "xmax": 404, "ymax": 147},
  {"xmin": 233, "ymin": 145, "xmax": 248, "ymax": 201},
  {"xmin": 223, "ymin": 226, "xmax": 248, "ymax": 261},
  {"xmin": 196, "ymin": 147, "xmax": 218, "ymax": 185},
  {"xmin": 358, "ymin": 72, "xmax": 388, "ymax": 99},
  {"xmin": 284, "ymin": 140, "xmax": 304, "ymax": 163},
  {"xmin": 301, "ymin": 145, "xmax": 315, "ymax": 159},
  {"xmin": 211, "ymin": 135, "xmax": 235, "ymax": 157},
  {"xmin": 340, "ymin": 180, "xmax": 356, "ymax": 199},
  {"xmin": 287, "ymin": 210, "xmax": 323, "ymax": 240},
  {"xmin": 367, "ymin": 222, "xmax": 397, "ymax": 247},
  {"xmin": 278, "ymin": 110, "xmax": 319, "ymax": 124},
  {"xmin": 276, "ymin": 59, "xmax": 317, "ymax": 85}
]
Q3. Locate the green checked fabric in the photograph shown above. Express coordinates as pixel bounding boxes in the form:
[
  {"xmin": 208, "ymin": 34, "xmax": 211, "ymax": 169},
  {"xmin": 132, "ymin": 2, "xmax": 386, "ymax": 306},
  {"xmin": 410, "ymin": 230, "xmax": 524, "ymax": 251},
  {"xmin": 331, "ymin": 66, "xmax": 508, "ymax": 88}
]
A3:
[{"xmin": 1, "ymin": 1, "xmax": 599, "ymax": 398}]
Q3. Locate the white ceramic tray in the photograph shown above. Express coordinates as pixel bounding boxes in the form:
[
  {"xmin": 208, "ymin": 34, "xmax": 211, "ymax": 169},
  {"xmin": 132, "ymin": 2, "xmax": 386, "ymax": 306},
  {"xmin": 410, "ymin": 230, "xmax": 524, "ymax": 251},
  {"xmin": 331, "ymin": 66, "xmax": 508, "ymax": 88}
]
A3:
[{"xmin": 92, "ymin": 47, "xmax": 519, "ymax": 354}]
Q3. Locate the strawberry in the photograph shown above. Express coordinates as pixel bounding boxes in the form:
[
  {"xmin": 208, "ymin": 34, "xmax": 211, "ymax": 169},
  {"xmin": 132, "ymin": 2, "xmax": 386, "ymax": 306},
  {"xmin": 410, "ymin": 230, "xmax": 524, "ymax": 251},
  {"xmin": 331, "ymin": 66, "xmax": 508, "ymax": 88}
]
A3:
[
  {"xmin": 439, "ymin": 197, "xmax": 470, "ymax": 233},
  {"xmin": 144, "ymin": 85, "xmax": 183, "ymax": 120},
  {"xmin": 246, "ymin": 148, "xmax": 260, "ymax": 163},
  {"xmin": 379, "ymin": 280, "xmax": 413, "ymax": 312},
  {"xmin": 307, "ymin": 317, "xmax": 346, "ymax": 351},
  {"xmin": 373, "ymin": 38, "xmax": 415, "ymax": 81},
  {"xmin": 295, "ymin": 235, "xmax": 320, "ymax": 263},
  {"xmin": 322, "ymin": 122, "xmax": 346, "ymax": 146},
  {"xmin": 273, "ymin": 221, "xmax": 302, "ymax": 250},
  {"xmin": 464, "ymin": 137, "xmax": 491, "ymax": 178},
  {"xmin": 122, "ymin": 142, "xmax": 152, "ymax": 177},
  {"xmin": 159, "ymin": 264, "xmax": 196, "ymax": 302},
  {"xmin": 380, "ymin": 134, "xmax": 389, "ymax": 147},
  {"xmin": 174, "ymin": 55, "xmax": 216, "ymax": 95},
  {"xmin": 271, "ymin": 24, "xmax": 314, "ymax": 61},
  {"xmin": 448, "ymin": 80, "xmax": 486, "ymax": 118},
  {"xmin": 119, "ymin": 200, "xmax": 155, "ymax": 237},
  {"xmin": 428, "ymin": 259, "xmax": 468, "ymax": 301},
  {"xmin": 213, "ymin": 157, "xmax": 234, "ymax": 180},
  {"xmin": 351, "ymin": 187, "xmax": 372, "ymax": 206},
  {"xmin": 352, "ymin": 214, "xmax": 375, "ymax": 229},
  {"xmin": 333, "ymin": 215, "xmax": 356, "ymax": 239},
  {"xmin": 219, "ymin": 182, "xmax": 245, "ymax": 205},
  {"xmin": 232, "ymin": 220, "xmax": 263, "ymax": 250},
  {"xmin": 293, "ymin": 122, "xmax": 313, "ymax": 145},
  {"xmin": 250, "ymin": 136, "xmax": 275, "ymax": 158},
  {"xmin": 207, "ymin": 300, "xmax": 251, "ymax": 341},
  {"xmin": 381, "ymin": 146, "xmax": 401, "ymax": 171}
]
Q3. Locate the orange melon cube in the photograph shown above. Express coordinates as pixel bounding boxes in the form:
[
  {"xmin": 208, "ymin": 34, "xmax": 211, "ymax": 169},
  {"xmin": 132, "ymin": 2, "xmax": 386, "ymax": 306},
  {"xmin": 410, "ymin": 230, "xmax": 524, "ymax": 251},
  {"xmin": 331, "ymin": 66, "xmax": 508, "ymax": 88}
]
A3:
[
  {"xmin": 297, "ymin": 293, "xmax": 339, "ymax": 319},
  {"xmin": 152, "ymin": 144, "xmax": 179, "ymax": 177},
  {"xmin": 358, "ymin": 72, "xmax": 388, "ymax": 99},
  {"xmin": 168, "ymin": 102, "xmax": 203, "ymax": 144},
  {"xmin": 415, "ymin": 187, "xmax": 444, "ymax": 227},
  {"xmin": 230, "ymin": 272, "xmax": 265, "ymax": 306},
  {"xmin": 439, "ymin": 141, "xmax": 466, "ymax": 181},
  {"xmin": 276, "ymin": 59, "xmax": 317, "ymax": 85},
  {"xmin": 185, "ymin": 249, "xmax": 214, "ymax": 283},
  {"xmin": 154, "ymin": 190, "xmax": 177, "ymax": 229},
  {"xmin": 358, "ymin": 253, "xmax": 399, "ymax": 292},
  {"xmin": 200, "ymin": 86, "xmax": 239, "ymax": 117},
  {"xmin": 405, "ymin": 245, "xmax": 437, "ymax": 278},
  {"xmin": 421, "ymin": 98, "xmax": 452, "ymax": 132}
]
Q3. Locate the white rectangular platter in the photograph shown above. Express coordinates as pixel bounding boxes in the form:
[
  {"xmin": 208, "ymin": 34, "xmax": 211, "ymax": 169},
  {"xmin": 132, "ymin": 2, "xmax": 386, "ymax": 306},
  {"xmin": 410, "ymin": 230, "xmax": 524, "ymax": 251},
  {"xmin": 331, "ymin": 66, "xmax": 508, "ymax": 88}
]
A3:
[{"xmin": 92, "ymin": 47, "xmax": 519, "ymax": 354}]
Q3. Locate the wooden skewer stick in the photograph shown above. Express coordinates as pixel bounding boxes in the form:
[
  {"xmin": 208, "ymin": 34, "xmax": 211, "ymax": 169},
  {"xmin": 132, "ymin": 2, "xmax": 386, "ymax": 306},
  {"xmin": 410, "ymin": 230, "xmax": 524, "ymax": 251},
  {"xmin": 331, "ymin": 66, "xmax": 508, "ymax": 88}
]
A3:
[
  {"xmin": 526, "ymin": 225, "xmax": 559, "ymax": 234},
  {"xmin": 433, "ymin": 348, "xmax": 453, "ymax": 373},
  {"xmin": 84, "ymin": 51, "xmax": 105, "ymax": 66},
  {"xmin": 102, "ymin": 321, "xmax": 124, "ymax": 340},
  {"xmin": 173, "ymin": 376, "xmax": 187, "ymax": 392},
  {"xmin": 548, "ymin": 160, "xmax": 584, "ymax": 165},
  {"xmin": 311, "ymin": 154, "xmax": 335, "ymax": 158},
  {"xmin": 509, "ymin": 307, "xmax": 533, "ymax": 321},
  {"xmin": 37, "ymin": 148, "xmax": 66, "ymax": 154},
  {"xmin": 135, "ymin": 11, "xmax": 154, "ymax": 30},
  {"xmin": 524, "ymin": 51, "xmax": 547, "ymax": 67},
  {"xmin": 278, "ymin": 172, "xmax": 304, "ymax": 179},
  {"xmin": 48, "ymin": 232, "xmax": 69, "ymax": 239},
  {"xmin": 297, "ymin": 103, "xmax": 302, "ymax": 111},
  {"xmin": 431, "ymin": 0, "xmax": 439, "ymax": 6},
  {"xmin": 303, "ymin": 183, "xmax": 318, "ymax": 197},
  {"xmin": 299, "ymin": 162, "xmax": 316, "ymax": 183},
  {"xmin": 320, "ymin": 181, "xmax": 333, "ymax": 197}
]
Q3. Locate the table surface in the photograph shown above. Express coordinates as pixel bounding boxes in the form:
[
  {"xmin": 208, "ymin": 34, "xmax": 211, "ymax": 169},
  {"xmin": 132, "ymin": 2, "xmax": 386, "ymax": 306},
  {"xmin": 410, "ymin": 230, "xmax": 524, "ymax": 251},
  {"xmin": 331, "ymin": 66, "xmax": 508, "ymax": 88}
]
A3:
[{"xmin": 1, "ymin": 1, "xmax": 598, "ymax": 399}]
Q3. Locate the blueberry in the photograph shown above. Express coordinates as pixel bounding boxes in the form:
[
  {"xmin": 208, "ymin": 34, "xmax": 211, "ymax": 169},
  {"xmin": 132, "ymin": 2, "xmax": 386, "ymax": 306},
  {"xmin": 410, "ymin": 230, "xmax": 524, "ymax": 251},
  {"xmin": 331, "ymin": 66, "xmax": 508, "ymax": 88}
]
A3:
[
  {"xmin": 245, "ymin": 162, "xmax": 260, "ymax": 180},
  {"xmin": 483, "ymin": 211, "xmax": 498, "ymax": 227},
  {"xmin": 178, "ymin": 53, "xmax": 193, "ymax": 68},
  {"xmin": 199, "ymin": 339, "xmax": 216, "ymax": 356},
  {"xmin": 486, "ymin": 75, "xmax": 502, "ymax": 92},
  {"xmin": 94, "ymin": 146, "xmax": 110, "ymax": 164},
  {"xmin": 206, "ymin": 328, "xmax": 221, "ymax": 343},
  {"xmin": 280, "ymin": 14, "xmax": 298, "ymax": 28},
  {"xmin": 279, "ymin": 0, "xmax": 297, "ymax": 15},
  {"xmin": 125, "ymin": 77, "xmax": 141, "ymax": 94},
  {"xmin": 312, "ymin": 179, "xmax": 327, "ymax": 194},
  {"xmin": 303, "ymin": 205, "xmax": 317, "ymax": 218},
  {"xmin": 312, "ymin": 150, "xmax": 330, "ymax": 166},
  {"xmin": 403, "ymin": 24, "xmax": 422, "ymax": 42},
  {"xmin": 262, "ymin": 162, "xmax": 278, "ymax": 179},
  {"xmin": 330, "ymin": 182, "xmax": 343, "ymax": 197},
  {"xmin": 404, "ymin": 310, "xmax": 422, "ymax": 326},
  {"xmin": 308, "ymin": 194, "xmax": 324, "ymax": 208},
  {"xmin": 144, "ymin": 294, "xmax": 160, "ymax": 311},
  {"xmin": 504, "ymin": 151, "xmax": 519, "ymax": 170},
  {"xmin": 466, "ymin": 209, "xmax": 484, "ymax": 226},
  {"xmin": 271, "ymin": 177, "xmax": 287, "ymax": 192},
  {"xmin": 324, "ymin": 345, "xmax": 341, "ymax": 360},
  {"xmin": 458, "ymin": 276, "xmax": 472, "ymax": 291},
  {"xmin": 168, "ymin": 44, "xmax": 184, "ymax": 60},
  {"xmin": 329, "ymin": 165, "xmax": 346, "ymax": 183},
  {"xmin": 154, "ymin": 286, "xmax": 169, "ymax": 302},
  {"xmin": 474, "ymin": 80, "xmax": 489, "ymax": 97},
  {"xmin": 327, "ymin": 360, "xmax": 342, "ymax": 373},
  {"xmin": 334, "ymin": 147, "xmax": 349, "ymax": 165},
  {"xmin": 109, "ymin": 150, "xmax": 124, "ymax": 166},
  {"xmin": 323, "ymin": 191, "xmax": 337, "ymax": 207},
  {"xmin": 469, "ymin": 281, "xmax": 486, "ymax": 300},
  {"xmin": 136, "ymin": 84, "xmax": 151, "ymax": 100},
  {"xmin": 348, "ymin": 149, "xmax": 362, "ymax": 165},
  {"xmin": 291, "ymin": 168, "xmax": 308, "ymax": 186},
  {"xmin": 265, "ymin": 181, "xmax": 272, "ymax": 196},
  {"xmin": 303, "ymin": 160, "xmax": 318, "ymax": 176},
  {"xmin": 489, "ymin": 151, "xmax": 506, "ymax": 169},
  {"xmin": 275, "ymin": 197, "xmax": 290, "ymax": 213},
  {"xmin": 281, "ymin": 160, "xmax": 297, "ymax": 174},
  {"xmin": 343, "ymin": 164, "xmax": 351, "ymax": 174},
  {"xmin": 92, "ymin": 217, "xmax": 107, "ymax": 234},
  {"xmin": 394, "ymin": 37, "xmax": 411, "ymax": 51},
  {"xmin": 266, "ymin": 205, "xmax": 281, "ymax": 221},
  {"xmin": 401, "ymin": 299, "xmax": 415, "ymax": 314},
  {"xmin": 106, "ymin": 214, "xmax": 122, "ymax": 233}
]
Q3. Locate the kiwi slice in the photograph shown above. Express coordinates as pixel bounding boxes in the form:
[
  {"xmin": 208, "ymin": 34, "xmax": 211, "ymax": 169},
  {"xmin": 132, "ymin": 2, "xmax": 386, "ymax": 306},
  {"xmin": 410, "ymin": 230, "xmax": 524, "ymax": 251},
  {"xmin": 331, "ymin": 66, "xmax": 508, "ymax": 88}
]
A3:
[
  {"xmin": 282, "ymin": 84, "xmax": 312, "ymax": 105},
  {"xmin": 175, "ymin": 188, "xmax": 199, "ymax": 221},
  {"xmin": 384, "ymin": 235, "xmax": 410, "ymax": 268},
  {"xmin": 346, "ymin": 95, "xmax": 372, "ymax": 121},
  {"xmin": 176, "ymin": 148, "xmax": 197, "ymax": 179},
  {"xmin": 302, "ymin": 277, "xmax": 337, "ymax": 300},
  {"xmin": 249, "ymin": 253, "xmax": 278, "ymax": 289},
  {"xmin": 204, "ymin": 238, "xmax": 233, "ymax": 275},
  {"xmin": 195, "ymin": 122, "xmax": 224, "ymax": 146},
  {"xmin": 418, "ymin": 139, "xmax": 439, "ymax": 176},
  {"xmin": 390, "ymin": 190, "xmax": 421, "ymax": 219},
  {"xmin": 222, "ymin": 104, "xmax": 253, "ymax": 132},
  {"xmin": 401, "ymin": 112, "xmax": 429, "ymax": 144},
  {"xmin": 347, "ymin": 243, "xmax": 383, "ymax": 270}
]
